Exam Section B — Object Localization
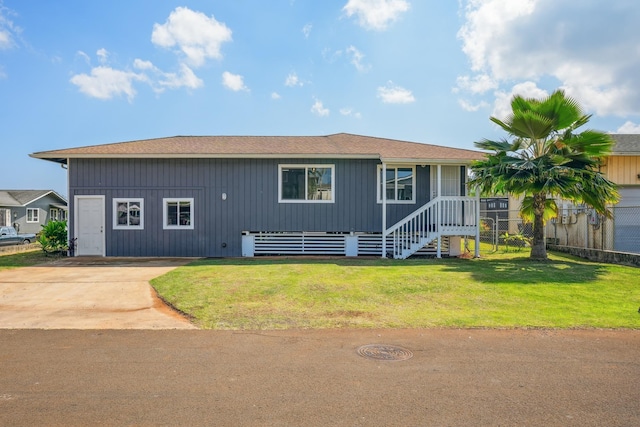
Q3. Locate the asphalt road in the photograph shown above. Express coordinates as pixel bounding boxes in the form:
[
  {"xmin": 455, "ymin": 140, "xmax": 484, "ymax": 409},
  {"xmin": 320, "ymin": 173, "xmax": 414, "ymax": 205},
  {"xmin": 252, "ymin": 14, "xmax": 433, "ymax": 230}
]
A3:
[{"xmin": 1, "ymin": 328, "xmax": 638, "ymax": 426}]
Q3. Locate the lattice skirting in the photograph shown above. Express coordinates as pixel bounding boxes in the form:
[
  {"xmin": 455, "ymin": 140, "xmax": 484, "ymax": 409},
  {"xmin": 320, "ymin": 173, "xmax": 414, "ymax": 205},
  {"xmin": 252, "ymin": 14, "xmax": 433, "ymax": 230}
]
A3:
[{"xmin": 241, "ymin": 232, "xmax": 455, "ymax": 257}]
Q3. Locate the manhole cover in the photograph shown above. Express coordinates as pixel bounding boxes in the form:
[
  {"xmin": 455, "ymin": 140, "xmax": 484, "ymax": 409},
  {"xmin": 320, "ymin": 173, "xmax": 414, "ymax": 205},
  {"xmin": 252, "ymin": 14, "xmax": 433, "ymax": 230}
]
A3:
[{"xmin": 357, "ymin": 344, "xmax": 413, "ymax": 361}]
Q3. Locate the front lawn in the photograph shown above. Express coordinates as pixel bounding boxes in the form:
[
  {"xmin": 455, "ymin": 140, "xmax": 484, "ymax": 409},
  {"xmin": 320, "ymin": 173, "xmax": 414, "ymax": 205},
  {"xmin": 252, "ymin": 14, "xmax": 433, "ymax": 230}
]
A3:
[
  {"xmin": 0, "ymin": 248, "xmax": 51, "ymax": 270},
  {"xmin": 151, "ymin": 252, "xmax": 640, "ymax": 330}
]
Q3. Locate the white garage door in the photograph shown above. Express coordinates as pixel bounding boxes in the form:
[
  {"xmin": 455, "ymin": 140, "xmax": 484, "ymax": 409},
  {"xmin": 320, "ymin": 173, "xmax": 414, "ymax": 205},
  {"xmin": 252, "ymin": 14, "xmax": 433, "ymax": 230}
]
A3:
[{"xmin": 613, "ymin": 187, "xmax": 640, "ymax": 254}]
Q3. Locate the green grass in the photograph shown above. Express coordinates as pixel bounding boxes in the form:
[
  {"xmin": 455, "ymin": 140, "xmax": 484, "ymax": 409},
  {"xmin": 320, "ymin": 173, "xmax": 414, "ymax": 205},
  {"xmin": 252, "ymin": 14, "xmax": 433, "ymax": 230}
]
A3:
[
  {"xmin": 0, "ymin": 248, "xmax": 52, "ymax": 269},
  {"xmin": 151, "ymin": 251, "xmax": 640, "ymax": 330}
]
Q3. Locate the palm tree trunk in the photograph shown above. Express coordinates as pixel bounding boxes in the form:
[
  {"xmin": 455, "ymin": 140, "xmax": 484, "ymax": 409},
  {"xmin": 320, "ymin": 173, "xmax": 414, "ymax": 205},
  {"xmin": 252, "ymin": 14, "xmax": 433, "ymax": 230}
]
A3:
[{"xmin": 530, "ymin": 192, "xmax": 547, "ymax": 259}]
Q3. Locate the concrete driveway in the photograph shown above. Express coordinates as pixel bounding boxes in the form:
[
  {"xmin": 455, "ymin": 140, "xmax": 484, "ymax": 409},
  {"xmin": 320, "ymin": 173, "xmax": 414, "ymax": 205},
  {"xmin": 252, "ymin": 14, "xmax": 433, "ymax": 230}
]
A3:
[{"xmin": 0, "ymin": 257, "xmax": 196, "ymax": 329}]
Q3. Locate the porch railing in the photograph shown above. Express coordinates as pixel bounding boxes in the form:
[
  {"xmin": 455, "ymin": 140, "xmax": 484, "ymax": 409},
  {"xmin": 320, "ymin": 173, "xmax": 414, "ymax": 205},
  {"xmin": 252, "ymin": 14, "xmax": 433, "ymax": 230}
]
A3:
[{"xmin": 384, "ymin": 196, "xmax": 479, "ymax": 259}]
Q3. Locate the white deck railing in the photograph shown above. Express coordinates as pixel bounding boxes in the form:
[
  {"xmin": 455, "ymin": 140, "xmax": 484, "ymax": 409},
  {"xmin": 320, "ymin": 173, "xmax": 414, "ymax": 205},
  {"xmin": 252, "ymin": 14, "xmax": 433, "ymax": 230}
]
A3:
[{"xmin": 384, "ymin": 196, "xmax": 479, "ymax": 259}]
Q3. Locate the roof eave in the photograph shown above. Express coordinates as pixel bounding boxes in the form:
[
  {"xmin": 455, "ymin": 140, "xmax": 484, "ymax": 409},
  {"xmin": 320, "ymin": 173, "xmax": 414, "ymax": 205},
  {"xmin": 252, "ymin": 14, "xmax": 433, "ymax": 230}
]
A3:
[
  {"xmin": 609, "ymin": 152, "xmax": 640, "ymax": 156},
  {"xmin": 32, "ymin": 154, "xmax": 482, "ymax": 163},
  {"xmin": 32, "ymin": 153, "xmax": 383, "ymax": 160},
  {"xmin": 28, "ymin": 153, "xmax": 68, "ymax": 165},
  {"xmin": 380, "ymin": 157, "xmax": 479, "ymax": 164}
]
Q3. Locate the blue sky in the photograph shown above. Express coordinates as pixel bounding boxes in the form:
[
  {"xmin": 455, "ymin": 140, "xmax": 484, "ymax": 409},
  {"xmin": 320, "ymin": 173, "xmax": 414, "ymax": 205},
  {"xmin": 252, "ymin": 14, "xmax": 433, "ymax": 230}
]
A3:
[{"xmin": 2, "ymin": 0, "xmax": 639, "ymax": 198}]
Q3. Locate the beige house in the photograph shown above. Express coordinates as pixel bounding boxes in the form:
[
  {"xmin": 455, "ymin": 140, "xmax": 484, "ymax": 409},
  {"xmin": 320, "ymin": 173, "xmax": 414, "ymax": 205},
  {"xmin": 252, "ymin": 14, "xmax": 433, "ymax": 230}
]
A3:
[{"xmin": 546, "ymin": 134, "xmax": 640, "ymax": 253}]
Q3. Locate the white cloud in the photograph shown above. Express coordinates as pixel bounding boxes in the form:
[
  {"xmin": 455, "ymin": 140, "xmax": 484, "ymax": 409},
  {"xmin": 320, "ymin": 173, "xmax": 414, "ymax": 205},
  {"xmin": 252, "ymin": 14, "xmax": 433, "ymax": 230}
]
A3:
[
  {"xmin": 343, "ymin": 0, "xmax": 410, "ymax": 31},
  {"xmin": 491, "ymin": 81, "xmax": 548, "ymax": 120},
  {"xmin": 133, "ymin": 59, "xmax": 154, "ymax": 70},
  {"xmin": 346, "ymin": 45, "xmax": 369, "ymax": 72},
  {"xmin": 159, "ymin": 63, "xmax": 203, "ymax": 90},
  {"xmin": 340, "ymin": 107, "xmax": 362, "ymax": 118},
  {"xmin": 151, "ymin": 6, "xmax": 232, "ymax": 67},
  {"xmin": 302, "ymin": 23, "xmax": 312, "ymax": 38},
  {"xmin": 311, "ymin": 99, "xmax": 329, "ymax": 116},
  {"xmin": 455, "ymin": 74, "xmax": 497, "ymax": 95},
  {"xmin": 222, "ymin": 71, "xmax": 248, "ymax": 92},
  {"xmin": 0, "ymin": 4, "xmax": 18, "ymax": 50},
  {"xmin": 285, "ymin": 71, "xmax": 303, "ymax": 87},
  {"xmin": 615, "ymin": 121, "xmax": 640, "ymax": 134},
  {"xmin": 457, "ymin": 0, "xmax": 640, "ymax": 117},
  {"xmin": 271, "ymin": 92, "xmax": 281, "ymax": 100},
  {"xmin": 377, "ymin": 81, "xmax": 415, "ymax": 104},
  {"xmin": 0, "ymin": 29, "xmax": 11, "ymax": 49},
  {"xmin": 70, "ymin": 66, "xmax": 147, "ymax": 101},
  {"xmin": 76, "ymin": 50, "xmax": 91, "ymax": 65},
  {"xmin": 458, "ymin": 99, "xmax": 489, "ymax": 112},
  {"xmin": 131, "ymin": 59, "xmax": 203, "ymax": 92},
  {"xmin": 96, "ymin": 48, "xmax": 109, "ymax": 64}
]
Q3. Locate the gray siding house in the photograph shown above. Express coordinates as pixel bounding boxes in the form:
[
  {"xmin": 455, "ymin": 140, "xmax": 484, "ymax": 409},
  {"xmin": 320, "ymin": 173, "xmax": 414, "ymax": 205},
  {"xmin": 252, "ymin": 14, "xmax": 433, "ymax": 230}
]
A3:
[
  {"xmin": 31, "ymin": 133, "xmax": 483, "ymax": 259},
  {"xmin": 0, "ymin": 190, "xmax": 68, "ymax": 234}
]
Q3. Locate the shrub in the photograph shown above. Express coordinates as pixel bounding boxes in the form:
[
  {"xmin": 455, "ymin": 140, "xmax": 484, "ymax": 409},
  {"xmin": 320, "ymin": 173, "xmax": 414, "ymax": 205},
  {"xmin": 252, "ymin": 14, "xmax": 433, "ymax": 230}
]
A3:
[{"xmin": 38, "ymin": 221, "xmax": 69, "ymax": 255}]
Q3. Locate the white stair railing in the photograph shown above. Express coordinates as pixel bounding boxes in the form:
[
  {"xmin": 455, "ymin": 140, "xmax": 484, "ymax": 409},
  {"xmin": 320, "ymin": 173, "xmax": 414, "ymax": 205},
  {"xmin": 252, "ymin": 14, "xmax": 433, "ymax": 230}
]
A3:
[
  {"xmin": 384, "ymin": 198, "xmax": 439, "ymax": 259},
  {"xmin": 384, "ymin": 197, "xmax": 479, "ymax": 259}
]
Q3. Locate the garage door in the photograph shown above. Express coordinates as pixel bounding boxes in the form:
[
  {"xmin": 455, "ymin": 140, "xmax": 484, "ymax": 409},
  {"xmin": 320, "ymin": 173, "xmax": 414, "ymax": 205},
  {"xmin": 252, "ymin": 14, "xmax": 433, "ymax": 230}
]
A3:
[{"xmin": 613, "ymin": 187, "xmax": 640, "ymax": 254}]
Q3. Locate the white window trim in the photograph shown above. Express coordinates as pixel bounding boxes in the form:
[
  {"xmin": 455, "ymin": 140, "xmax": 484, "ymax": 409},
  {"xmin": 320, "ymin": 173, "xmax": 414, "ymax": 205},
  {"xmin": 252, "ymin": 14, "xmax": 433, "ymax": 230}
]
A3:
[
  {"xmin": 113, "ymin": 198, "xmax": 144, "ymax": 230},
  {"xmin": 278, "ymin": 164, "xmax": 335, "ymax": 203},
  {"xmin": 26, "ymin": 208, "xmax": 39, "ymax": 223},
  {"xmin": 377, "ymin": 165, "xmax": 416, "ymax": 204},
  {"xmin": 163, "ymin": 198, "xmax": 194, "ymax": 230},
  {"xmin": 49, "ymin": 208, "xmax": 58, "ymax": 222}
]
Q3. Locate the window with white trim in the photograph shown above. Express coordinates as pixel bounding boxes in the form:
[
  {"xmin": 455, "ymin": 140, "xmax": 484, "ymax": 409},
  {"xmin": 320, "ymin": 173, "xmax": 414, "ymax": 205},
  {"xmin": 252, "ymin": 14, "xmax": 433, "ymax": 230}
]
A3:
[
  {"xmin": 377, "ymin": 165, "xmax": 415, "ymax": 203},
  {"xmin": 163, "ymin": 198, "xmax": 194, "ymax": 230},
  {"xmin": 113, "ymin": 199, "xmax": 144, "ymax": 229},
  {"xmin": 50, "ymin": 208, "xmax": 59, "ymax": 222},
  {"xmin": 27, "ymin": 208, "xmax": 39, "ymax": 223},
  {"xmin": 279, "ymin": 165, "xmax": 335, "ymax": 203}
]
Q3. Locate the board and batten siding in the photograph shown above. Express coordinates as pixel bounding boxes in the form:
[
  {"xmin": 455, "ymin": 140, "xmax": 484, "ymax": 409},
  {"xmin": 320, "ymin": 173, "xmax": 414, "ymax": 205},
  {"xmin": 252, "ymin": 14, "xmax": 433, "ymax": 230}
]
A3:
[
  {"xmin": 68, "ymin": 158, "xmax": 433, "ymax": 257},
  {"xmin": 604, "ymin": 156, "xmax": 640, "ymax": 185}
]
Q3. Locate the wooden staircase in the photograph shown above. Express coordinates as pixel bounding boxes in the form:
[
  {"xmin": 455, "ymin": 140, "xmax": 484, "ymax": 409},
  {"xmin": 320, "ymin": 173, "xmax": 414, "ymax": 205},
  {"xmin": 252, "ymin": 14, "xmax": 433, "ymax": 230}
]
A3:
[{"xmin": 384, "ymin": 196, "xmax": 479, "ymax": 259}]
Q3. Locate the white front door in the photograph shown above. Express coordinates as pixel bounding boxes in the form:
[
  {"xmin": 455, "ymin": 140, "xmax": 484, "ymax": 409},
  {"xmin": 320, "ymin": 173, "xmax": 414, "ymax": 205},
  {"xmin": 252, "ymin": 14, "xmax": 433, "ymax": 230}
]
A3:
[
  {"xmin": 431, "ymin": 165, "xmax": 462, "ymax": 225},
  {"xmin": 75, "ymin": 196, "xmax": 105, "ymax": 256}
]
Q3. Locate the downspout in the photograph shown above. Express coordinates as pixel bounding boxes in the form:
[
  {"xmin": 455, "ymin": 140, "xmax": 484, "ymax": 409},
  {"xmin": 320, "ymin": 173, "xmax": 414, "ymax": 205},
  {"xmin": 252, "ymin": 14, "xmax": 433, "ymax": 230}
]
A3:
[
  {"xmin": 381, "ymin": 161, "xmax": 387, "ymax": 259},
  {"xmin": 436, "ymin": 164, "xmax": 442, "ymax": 258},
  {"xmin": 63, "ymin": 159, "xmax": 71, "ymax": 256}
]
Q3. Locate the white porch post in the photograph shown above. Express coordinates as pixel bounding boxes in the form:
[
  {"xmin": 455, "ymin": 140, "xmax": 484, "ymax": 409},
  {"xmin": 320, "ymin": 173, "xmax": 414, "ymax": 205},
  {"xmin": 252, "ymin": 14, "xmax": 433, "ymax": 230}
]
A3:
[
  {"xmin": 381, "ymin": 162, "xmax": 387, "ymax": 258},
  {"xmin": 436, "ymin": 164, "xmax": 442, "ymax": 258},
  {"xmin": 475, "ymin": 185, "xmax": 481, "ymax": 258}
]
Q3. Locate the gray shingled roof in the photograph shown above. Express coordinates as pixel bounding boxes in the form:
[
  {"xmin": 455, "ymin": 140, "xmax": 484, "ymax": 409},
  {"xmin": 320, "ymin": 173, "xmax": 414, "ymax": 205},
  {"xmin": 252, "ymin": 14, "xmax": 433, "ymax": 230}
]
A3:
[
  {"xmin": 0, "ymin": 190, "xmax": 66, "ymax": 207},
  {"xmin": 30, "ymin": 133, "xmax": 484, "ymax": 164},
  {"xmin": 610, "ymin": 134, "xmax": 640, "ymax": 155}
]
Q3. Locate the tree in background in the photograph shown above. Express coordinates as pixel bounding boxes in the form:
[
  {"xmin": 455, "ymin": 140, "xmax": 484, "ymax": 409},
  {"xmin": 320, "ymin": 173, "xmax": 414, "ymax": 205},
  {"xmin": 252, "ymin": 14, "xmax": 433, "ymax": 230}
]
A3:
[{"xmin": 469, "ymin": 90, "xmax": 619, "ymax": 260}]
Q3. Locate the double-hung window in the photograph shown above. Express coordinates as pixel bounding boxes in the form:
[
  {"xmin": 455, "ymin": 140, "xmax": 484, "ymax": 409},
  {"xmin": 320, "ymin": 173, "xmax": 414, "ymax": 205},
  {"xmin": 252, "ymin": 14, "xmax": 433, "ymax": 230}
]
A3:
[
  {"xmin": 377, "ymin": 165, "xmax": 415, "ymax": 203},
  {"xmin": 163, "ymin": 198, "xmax": 194, "ymax": 230},
  {"xmin": 26, "ymin": 208, "xmax": 39, "ymax": 223},
  {"xmin": 113, "ymin": 198, "xmax": 144, "ymax": 229},
  {"xmin": 279, "ymin": 165, "xmax": 335, "ymax": 203}
]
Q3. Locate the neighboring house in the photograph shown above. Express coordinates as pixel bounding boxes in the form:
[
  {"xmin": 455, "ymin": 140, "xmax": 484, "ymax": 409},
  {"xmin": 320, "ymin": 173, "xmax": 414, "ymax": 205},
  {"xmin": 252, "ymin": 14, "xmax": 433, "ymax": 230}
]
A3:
[
  {"xmin": 601, "ymin": 134, "xmax": 640, "ymax": 253},
  {"xmin": 0, "ymin": 190, "xmax": 68, "ymax": 234},
  {"xmin": 543, "ymin": 134, "xmax": 640, "ymax": 253},
  {"xmin": 30, "ymin": 133, "xmax": 483, "ymax": 259}
]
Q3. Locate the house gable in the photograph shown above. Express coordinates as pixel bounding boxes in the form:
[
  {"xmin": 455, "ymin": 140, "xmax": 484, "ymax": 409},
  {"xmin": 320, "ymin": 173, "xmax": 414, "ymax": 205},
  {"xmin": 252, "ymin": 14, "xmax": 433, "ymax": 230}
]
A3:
[{"xmin": 604, "ymin": 134, "xmax": 640, "ymax": 186}]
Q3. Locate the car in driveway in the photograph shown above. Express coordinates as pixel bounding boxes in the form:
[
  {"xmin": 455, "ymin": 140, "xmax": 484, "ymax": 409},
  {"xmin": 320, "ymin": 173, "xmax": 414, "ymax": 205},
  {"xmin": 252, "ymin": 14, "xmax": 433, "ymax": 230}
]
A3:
[{"xmin": 0, "ymin": 226, "xmax": 36, "ymax": 246}]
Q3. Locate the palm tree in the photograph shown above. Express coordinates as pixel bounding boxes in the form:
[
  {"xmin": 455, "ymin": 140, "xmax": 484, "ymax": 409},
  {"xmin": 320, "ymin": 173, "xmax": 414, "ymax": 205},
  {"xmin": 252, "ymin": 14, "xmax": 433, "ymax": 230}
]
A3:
[{"xmin": 469, "ymin": 89, "xmax": 619, "ymax": 259}]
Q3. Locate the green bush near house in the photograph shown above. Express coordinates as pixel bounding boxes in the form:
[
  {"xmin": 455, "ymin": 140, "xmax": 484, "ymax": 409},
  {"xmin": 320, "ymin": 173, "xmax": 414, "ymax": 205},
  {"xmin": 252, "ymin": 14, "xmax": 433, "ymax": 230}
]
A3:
[{"xmin": 38, "ymin": 221, "xmax": 69, "ymax": 255}]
